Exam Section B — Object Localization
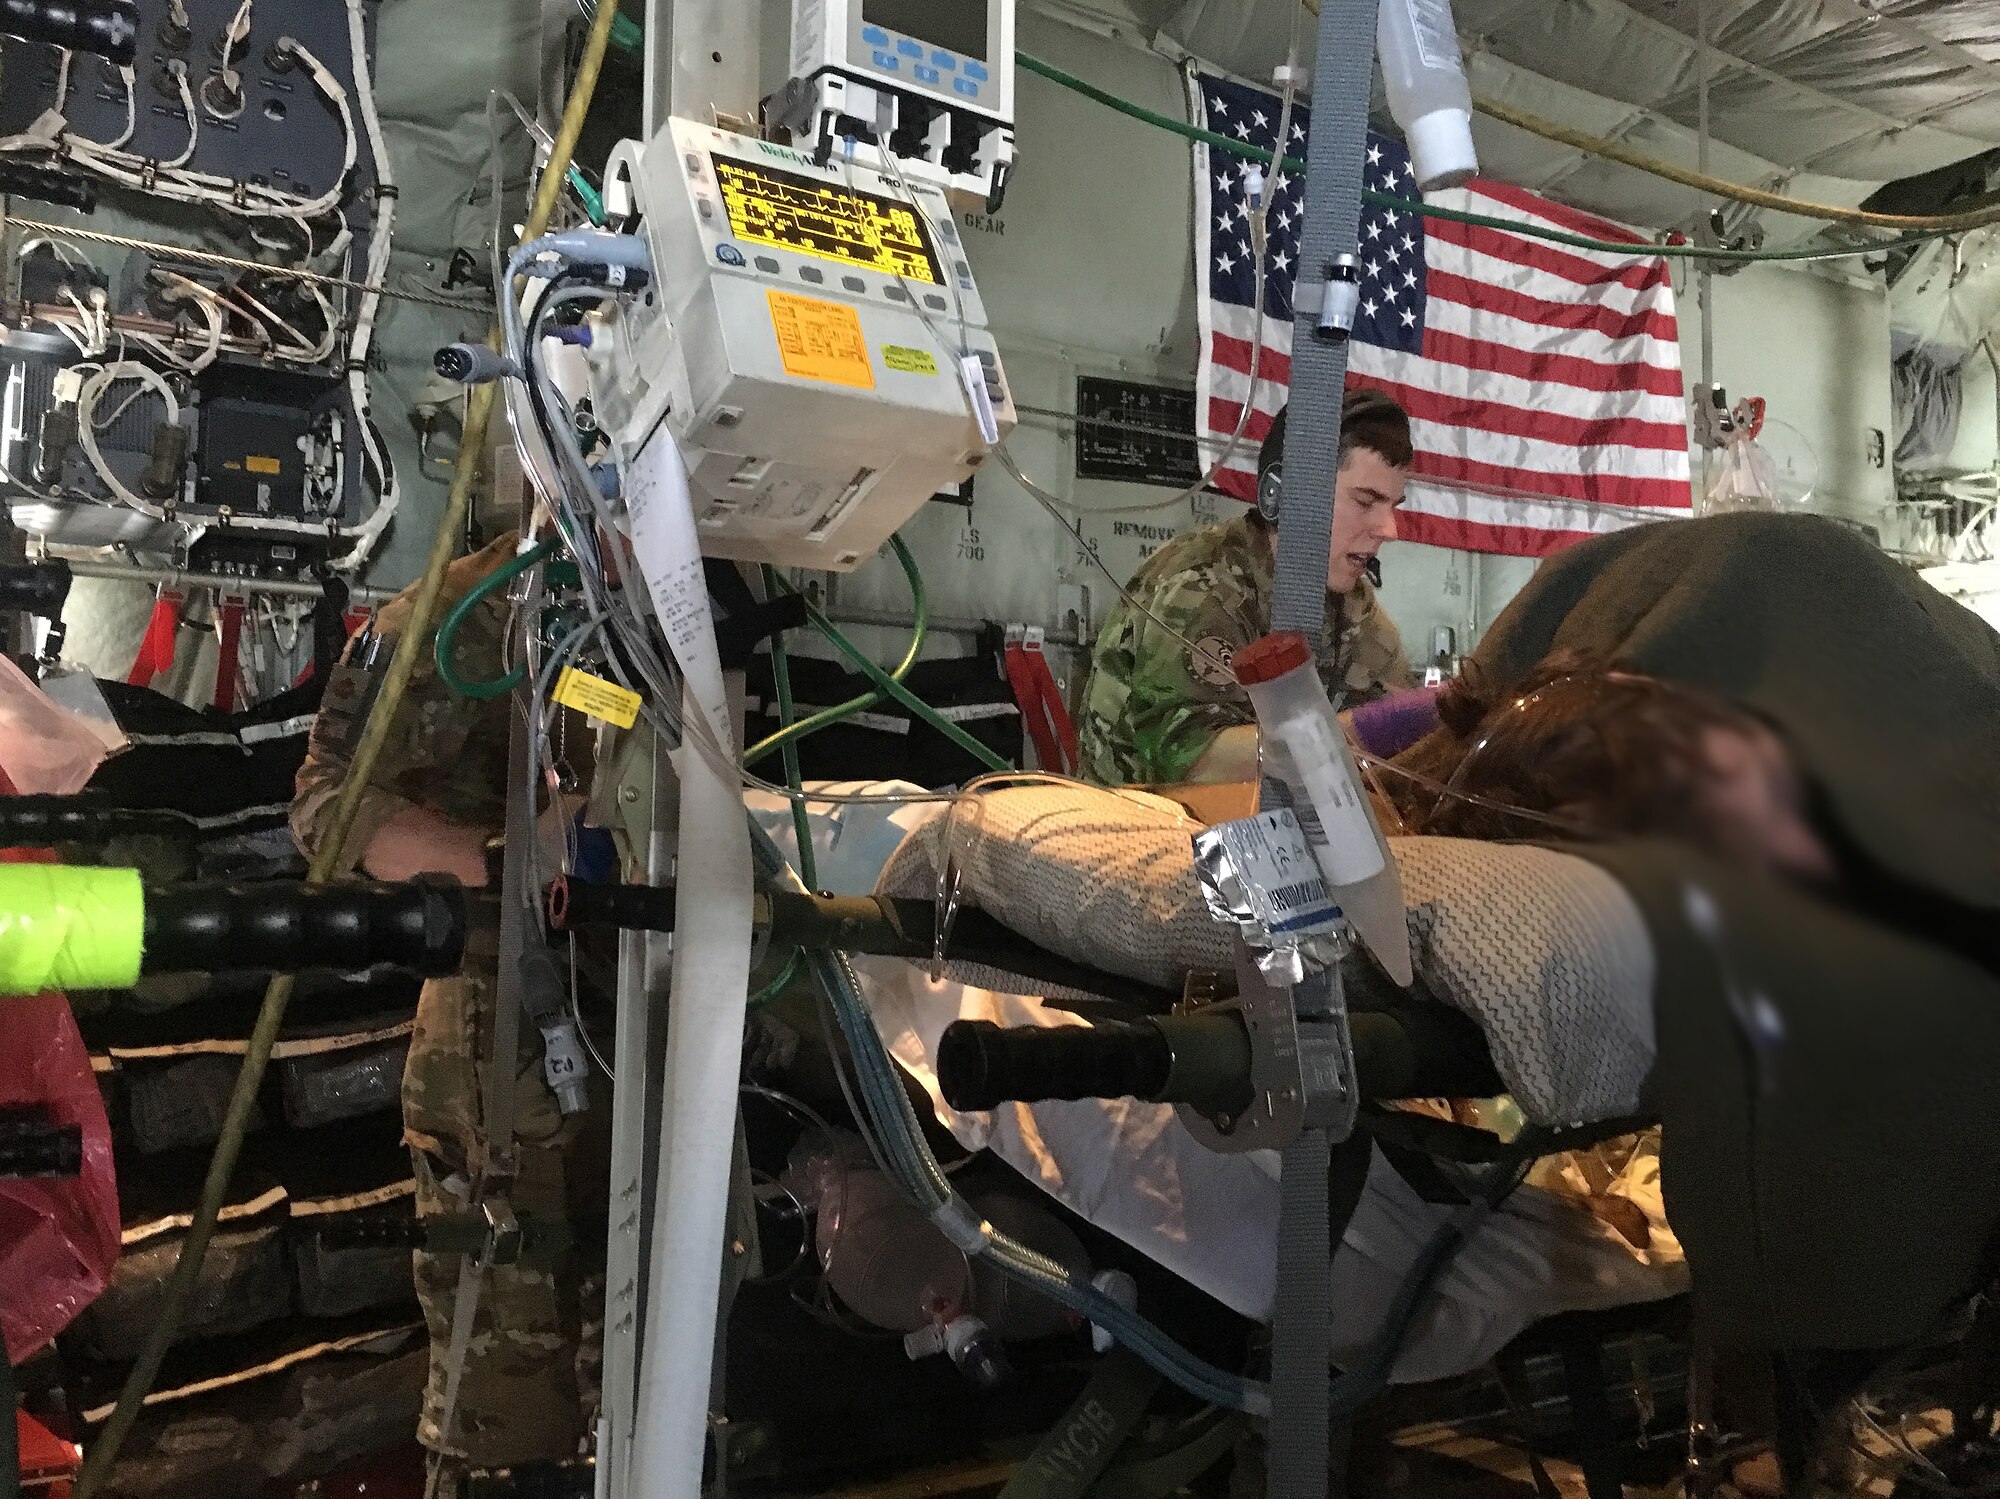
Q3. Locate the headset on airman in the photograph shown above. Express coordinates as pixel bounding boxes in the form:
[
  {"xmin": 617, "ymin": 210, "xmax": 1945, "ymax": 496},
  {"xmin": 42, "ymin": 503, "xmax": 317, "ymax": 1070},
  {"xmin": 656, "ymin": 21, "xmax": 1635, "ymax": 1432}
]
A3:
[{"xmin": 1254, "ymin": 386, "xmax": 1412, "ymax": 524}]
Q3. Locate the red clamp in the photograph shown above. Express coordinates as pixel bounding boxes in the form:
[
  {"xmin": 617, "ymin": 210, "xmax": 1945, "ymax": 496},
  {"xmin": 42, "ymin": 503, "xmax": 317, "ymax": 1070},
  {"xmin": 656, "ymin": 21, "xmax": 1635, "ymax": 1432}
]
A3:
[
  {"xmin": 125, "ymin": 586, "xmax": 184, "ymax": 688},
  {"xmin": 1002, "ymin": 625, "xmax": 1079, "ymax": 775}
]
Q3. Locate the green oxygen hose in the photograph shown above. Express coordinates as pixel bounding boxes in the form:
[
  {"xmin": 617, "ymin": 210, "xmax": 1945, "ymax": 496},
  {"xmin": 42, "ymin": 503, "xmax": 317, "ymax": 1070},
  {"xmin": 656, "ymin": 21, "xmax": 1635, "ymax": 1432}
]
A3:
[
  {"xmin": 744, "ymin": 534, "xmax": 929, "ymax": 769},
  {"xmin": 762, "ymin": 564, "xmax": 820, "ymax": 893},
  {"xmin": 766, "ymin": 566, "xmax": 1010, "ymax": 773},
  {"xmin": 436, "ymin": 537, "xmax": 563, "ymax": 699},
  {"xmin": 756, "ymin": 557, "xmax": 826, "ymax": 1008},
  {"xmin": 1009, "ymin": 51, "xmax": 1953, "ymax": 266}
]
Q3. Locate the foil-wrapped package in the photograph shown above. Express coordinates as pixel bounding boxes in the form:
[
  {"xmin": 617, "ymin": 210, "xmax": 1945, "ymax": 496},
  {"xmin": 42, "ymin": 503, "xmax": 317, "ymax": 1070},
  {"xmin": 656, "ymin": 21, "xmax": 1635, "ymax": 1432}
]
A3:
[{"xmin": 1191, "ymin": 810, "xmax": 1345, "ymax": 982}]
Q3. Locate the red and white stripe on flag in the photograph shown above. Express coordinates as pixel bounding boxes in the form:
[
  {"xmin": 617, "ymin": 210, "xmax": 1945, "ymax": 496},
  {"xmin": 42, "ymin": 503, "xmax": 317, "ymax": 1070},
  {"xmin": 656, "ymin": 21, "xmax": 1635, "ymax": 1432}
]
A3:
[{"xmin": 1190, "ymin": 72, "xmax": 1692, "ymax": 559}]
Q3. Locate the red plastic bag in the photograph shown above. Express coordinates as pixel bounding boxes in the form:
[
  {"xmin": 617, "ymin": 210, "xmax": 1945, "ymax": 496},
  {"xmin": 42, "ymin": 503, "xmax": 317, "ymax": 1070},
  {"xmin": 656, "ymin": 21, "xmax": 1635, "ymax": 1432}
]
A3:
[{"xmin": 0, "ymin": 777, "xmax": 120, "ymax": 1363}]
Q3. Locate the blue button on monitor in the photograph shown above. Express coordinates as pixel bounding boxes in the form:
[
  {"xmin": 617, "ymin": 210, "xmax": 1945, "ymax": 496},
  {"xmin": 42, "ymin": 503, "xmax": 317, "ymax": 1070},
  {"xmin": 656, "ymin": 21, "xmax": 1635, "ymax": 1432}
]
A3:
[
  {"xmin": 872, "ymin": 49, "xmax": 899, "ymax": 70},
  {"xmin": 914, "ymin": 64, "xmax": 939, "ymax": 84},
  {"xmin": 861, "ymin": 25, "xmax": 888, "ymax": 44},
  {"xmin": 932, "ymin": 51, "xmax": 956, "ymax": 70},
  {"xmin": 897, "ymin": 38, "xmax": 922, "ymax": 56},
  {"xmin": 963, "ymin": 60, "xmax": 989, "ymax": 81},
  {"xmin": 953, "ymin": 77, "xmax": 979, "ymax": 97}
]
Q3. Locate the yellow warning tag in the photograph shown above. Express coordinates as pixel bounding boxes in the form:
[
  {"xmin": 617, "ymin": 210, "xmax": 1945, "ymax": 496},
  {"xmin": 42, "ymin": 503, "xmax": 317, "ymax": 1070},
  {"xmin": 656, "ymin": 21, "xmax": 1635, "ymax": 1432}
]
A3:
[
  {"xmin": 883, "ymin": 344, "xmax": 938, "ymax": 376},
  {"xmin": 768, "ymin": 290, "xmax": 875, "ymax": 389},
  {"xmin": 245, "ymin": 455, "xmax": 282, "ymax": 475},
  {"xmin": 552, "ymin": 667, "xmax": 642, "ymax": 729}
]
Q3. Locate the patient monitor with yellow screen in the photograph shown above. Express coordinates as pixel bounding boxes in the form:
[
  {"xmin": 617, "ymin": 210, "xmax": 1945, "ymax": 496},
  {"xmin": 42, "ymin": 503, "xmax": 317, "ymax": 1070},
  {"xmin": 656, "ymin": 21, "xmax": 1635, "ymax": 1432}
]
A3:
[{"xmin": 592, "ymin": 120, "xmax": 1014, "ymax": 571}]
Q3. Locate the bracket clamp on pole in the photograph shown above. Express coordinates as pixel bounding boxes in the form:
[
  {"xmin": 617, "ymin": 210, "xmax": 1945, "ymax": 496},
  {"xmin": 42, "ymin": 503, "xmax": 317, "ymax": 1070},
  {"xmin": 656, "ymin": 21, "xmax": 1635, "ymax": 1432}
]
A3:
[{"xmin": 1293, "ymin": 254, "xmax": 1362, "ymax": 344}]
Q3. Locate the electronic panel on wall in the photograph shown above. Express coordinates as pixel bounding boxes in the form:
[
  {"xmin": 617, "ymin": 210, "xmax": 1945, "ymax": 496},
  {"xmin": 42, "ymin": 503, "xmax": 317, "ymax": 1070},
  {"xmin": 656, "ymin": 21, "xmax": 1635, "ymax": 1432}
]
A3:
[{"xmin": 0, "ymin": 0, "xmax": 397, "ymax": 578}]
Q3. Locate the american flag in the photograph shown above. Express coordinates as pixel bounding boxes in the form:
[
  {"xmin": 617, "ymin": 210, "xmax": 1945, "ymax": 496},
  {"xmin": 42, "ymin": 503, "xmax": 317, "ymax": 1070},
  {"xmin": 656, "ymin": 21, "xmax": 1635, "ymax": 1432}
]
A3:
[{"xmin": 1192, "ymin": 72, "xmax": 1692, "ymax": 558}]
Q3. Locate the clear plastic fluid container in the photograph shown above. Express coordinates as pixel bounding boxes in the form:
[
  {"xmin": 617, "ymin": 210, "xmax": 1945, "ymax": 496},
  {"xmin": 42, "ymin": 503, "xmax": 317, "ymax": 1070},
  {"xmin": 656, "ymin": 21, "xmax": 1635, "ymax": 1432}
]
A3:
[
  {"xmin": 1234, "ymin": 633, "xmax": 1384, "ymax": 887},
  {"xmin": 1235, "ymin": 632, "xmax": 1413, "ymax": 986},
  {"xmin": 1378, "ymin": 0, "xmax": 1478, "ymax": 192}
]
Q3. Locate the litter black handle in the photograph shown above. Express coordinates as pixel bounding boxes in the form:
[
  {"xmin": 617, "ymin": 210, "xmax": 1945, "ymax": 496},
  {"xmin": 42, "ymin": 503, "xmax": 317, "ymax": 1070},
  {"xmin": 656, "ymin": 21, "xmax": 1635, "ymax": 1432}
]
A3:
[
  {"xmin": 143, "ymin": 875, "xmax": 468, "ymax": 978},
  {"xmin": 0, "ymin": 0, "xmax": 138, "ymax": 62},
  {"xmin": 0, "ymin": 794, "xmax": 187, "ymax": 849},
  {"xmin": 938, "ymin": 1005, "xmax": 1506, "ymax": 1114},
  {"xmin": 937, "ymin": 1019, "xmax": 1173, "ymax": 1113}
]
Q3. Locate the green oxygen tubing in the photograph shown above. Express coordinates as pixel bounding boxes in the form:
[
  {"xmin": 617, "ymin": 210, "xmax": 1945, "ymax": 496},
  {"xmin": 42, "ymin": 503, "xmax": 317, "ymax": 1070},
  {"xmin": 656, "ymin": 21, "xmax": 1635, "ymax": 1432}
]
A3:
[
  {"xmin": 436, "ymin": 536, "xmax": 564, "ymax": 699},
  {"xmin": 754, "ymin": 560, "xmax": 818, "ymax": 1007},
  {"xmin": 745, "ymin": 533, "xmax": 930, "ymax": 769},
  {"xmin": 766, "ymin": 555, "xmax": 1011, "ymax": 774}
]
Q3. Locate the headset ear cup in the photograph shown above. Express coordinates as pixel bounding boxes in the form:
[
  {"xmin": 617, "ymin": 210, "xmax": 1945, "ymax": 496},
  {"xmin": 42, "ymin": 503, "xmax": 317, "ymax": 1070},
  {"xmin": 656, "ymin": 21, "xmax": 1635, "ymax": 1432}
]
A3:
[{"xmin": 1257, "ymin": 466, "xmax": 1283, "ymax": 523}]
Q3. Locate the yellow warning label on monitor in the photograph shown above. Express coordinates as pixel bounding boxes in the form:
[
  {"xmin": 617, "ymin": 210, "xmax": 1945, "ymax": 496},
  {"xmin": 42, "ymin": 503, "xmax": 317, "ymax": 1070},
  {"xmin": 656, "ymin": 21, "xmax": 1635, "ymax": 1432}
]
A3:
[
  {"xmin": 882, "ymin": 345, "xmax": 938, "ymax": 376},
  {"xmin": 552, "ymin": 667, "xmax": 642, "ymax": 729},
  {"xmin": 245, "ymin": 455, "xmax": 282, "ymax": 475},
  {"xmin": 767, "ymin": 290, "xmax": 875, "ymax": 390}
]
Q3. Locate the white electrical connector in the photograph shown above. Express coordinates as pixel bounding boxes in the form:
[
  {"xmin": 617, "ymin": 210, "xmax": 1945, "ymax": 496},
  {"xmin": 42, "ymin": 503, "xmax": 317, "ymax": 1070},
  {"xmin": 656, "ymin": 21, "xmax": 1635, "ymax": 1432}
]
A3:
[
  {"xmin": 958, "ymin": 355, "xmax": 1001, "ymax": 447},
  {"xmin": 1089, "ymin": 1269, "xmax": 1139, "ymax": 1354}
]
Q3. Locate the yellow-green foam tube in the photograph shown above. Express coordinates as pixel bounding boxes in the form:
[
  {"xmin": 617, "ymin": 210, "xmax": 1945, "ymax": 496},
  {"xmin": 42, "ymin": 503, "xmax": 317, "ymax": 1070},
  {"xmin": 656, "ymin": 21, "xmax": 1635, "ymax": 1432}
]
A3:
[{"xmin": 0, "ymin": 865, "xmax": 145, "ymax": 995}]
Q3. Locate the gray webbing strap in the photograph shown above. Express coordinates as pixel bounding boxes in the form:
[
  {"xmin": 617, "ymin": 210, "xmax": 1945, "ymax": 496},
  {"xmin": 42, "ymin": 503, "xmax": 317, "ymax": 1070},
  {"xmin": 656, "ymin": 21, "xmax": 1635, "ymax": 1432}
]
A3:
[
  {"xmin": 1265, "ymin": 4, "xmax": 1382, "ymax": 1498},
  {"xmin": 486, "ymin": 604, "xmax": 538, "ymax": 1174}
]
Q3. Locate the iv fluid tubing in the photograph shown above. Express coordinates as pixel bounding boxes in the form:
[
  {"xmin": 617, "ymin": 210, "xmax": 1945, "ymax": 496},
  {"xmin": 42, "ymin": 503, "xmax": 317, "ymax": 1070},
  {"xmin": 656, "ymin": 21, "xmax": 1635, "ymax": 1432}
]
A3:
[{"xmin": 741, "ymin": 814, "xmax": 1269, "ymax": 1416}]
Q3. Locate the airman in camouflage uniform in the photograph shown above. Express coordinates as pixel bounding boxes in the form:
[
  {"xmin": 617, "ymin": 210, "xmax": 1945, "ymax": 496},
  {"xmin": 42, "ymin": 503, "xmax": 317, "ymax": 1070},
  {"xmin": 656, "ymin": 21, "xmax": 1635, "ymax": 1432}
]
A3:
[
  {"xmin": 291, "ymin": 531, "xmax": 605, "ymax": 1491},
  {"xmin": 1077, "ymin": 510, "xmax": 1412, "ymax": 785}
]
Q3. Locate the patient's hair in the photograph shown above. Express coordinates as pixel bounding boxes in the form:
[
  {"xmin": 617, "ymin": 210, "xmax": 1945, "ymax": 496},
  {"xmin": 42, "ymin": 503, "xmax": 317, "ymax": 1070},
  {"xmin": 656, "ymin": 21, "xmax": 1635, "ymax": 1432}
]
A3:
[{"xmin": 1390, "ymin": 651, "xmax": 1775, "ymax": 843}]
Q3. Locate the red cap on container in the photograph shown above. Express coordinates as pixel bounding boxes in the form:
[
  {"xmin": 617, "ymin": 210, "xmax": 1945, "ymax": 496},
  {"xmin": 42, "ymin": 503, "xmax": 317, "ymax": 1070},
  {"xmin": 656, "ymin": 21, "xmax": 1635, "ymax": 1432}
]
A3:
[{"xmin": 1232, "ymin": 631, "xmax": 1312, "ymax": 686}]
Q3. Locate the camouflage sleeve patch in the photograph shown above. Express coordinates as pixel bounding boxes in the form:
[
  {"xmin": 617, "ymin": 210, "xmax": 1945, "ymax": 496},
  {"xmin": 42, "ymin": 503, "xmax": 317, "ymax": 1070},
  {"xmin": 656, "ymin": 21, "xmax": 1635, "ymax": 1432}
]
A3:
[{"xmin": 1082, "ymin": 567, "xmax": 1260, "ymax": 785}]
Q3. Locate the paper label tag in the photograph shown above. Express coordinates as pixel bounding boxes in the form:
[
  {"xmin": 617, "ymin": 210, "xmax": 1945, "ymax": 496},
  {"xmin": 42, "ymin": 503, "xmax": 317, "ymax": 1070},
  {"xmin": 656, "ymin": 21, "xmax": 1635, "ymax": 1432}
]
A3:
[
  {"xmin": 1410, "ymin": 0, "xmax": 1465, "ymax": 69},
  {"xmin": 624, "ymin": 427, "xmax": 734, "ymax": 747},
  {"xmin": 540, "ymin": 1022, "xmax": 588, "ymax": 1086},
  {"xmin": 1290, "ymin": 715, "xmax": 1386, "ymax": 886},
  {"xmin": 768, "ymin": 290, "xmax": 875, "ymax": 389},
  {"xmin": 883, "ymin": 344, "xmax": 938, "ymax": 375},
  {"xmin": 552, "ymin": 666, "xmax": 642, "ymax": 729},
  {"xmin": 1205, "ymin": 810, "xmax": 1342, "ymax": 937}
]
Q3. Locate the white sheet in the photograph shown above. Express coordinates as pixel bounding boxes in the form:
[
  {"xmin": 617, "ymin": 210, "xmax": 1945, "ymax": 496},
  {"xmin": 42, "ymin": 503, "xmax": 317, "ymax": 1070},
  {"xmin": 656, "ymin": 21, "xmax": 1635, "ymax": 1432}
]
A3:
[{"xmin": 864, "ymin": 959, "xmax": 1685, "ymax": 1383}]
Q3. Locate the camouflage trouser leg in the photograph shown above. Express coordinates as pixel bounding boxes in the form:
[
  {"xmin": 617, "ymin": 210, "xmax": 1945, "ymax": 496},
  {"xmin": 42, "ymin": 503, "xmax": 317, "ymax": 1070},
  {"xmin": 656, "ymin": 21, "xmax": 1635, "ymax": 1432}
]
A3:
[{"xmin": 405, "ymin": 947, "xmax": 607, "ymax": 1479}]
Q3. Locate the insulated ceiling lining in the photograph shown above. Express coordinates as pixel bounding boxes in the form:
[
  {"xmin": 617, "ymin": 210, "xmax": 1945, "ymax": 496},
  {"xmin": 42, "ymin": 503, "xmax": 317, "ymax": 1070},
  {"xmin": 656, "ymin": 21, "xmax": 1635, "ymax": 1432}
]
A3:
[{"xmin": 1144, "ymin": 0, "xmax": 2000, "ymax": 243}]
